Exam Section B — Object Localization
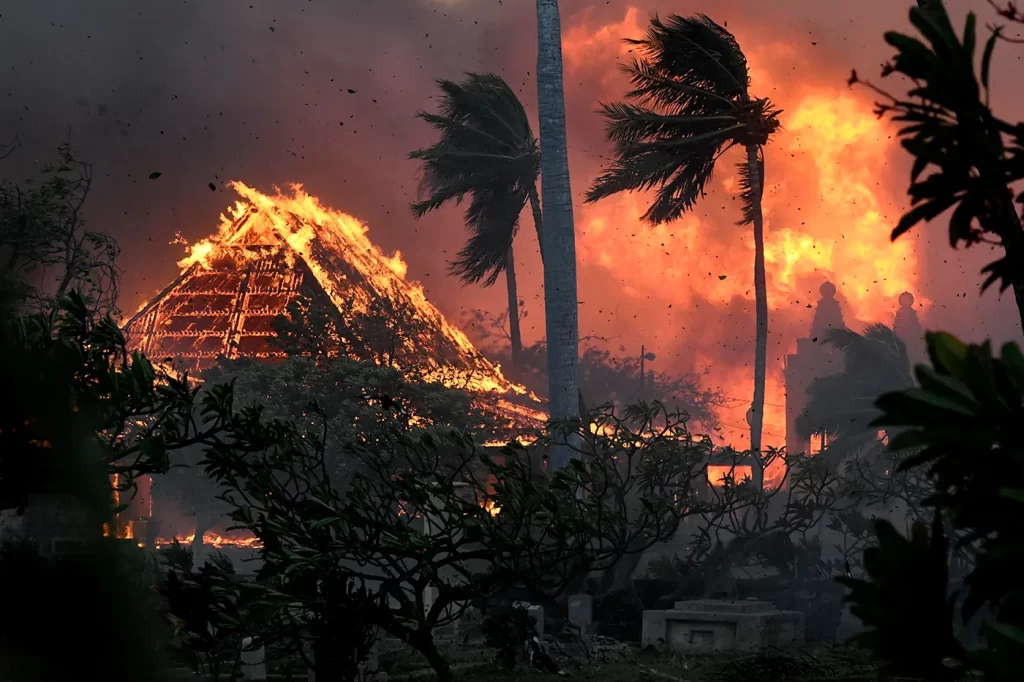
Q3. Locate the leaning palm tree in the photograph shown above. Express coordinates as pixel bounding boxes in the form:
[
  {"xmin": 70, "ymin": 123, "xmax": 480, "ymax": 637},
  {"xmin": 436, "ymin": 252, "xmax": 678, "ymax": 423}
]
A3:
[
  {"xmin": 536, "ymin": 0, "xmax": 582, "ymax": 469},
  {"xmin": 796, "ymin": 324, "xmax": 915, "ymax": 471},
  {"xmin": 585, "ymin": 13, "xmax": 781, "ymax": 459},
  {"xmin": 410, "ymin": 73, "xmax": 543, "ymax": 367}
]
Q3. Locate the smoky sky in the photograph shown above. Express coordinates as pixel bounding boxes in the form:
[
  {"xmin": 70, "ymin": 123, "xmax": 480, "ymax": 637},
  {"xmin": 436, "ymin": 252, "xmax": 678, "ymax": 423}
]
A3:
[{"xmin": 2, "ymin": 0, "xmax": 1023, "ymax": 367}]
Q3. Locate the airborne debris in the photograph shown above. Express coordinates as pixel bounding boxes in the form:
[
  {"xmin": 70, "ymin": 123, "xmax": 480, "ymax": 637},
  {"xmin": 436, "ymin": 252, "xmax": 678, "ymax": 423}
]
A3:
[{"xmin": 148, "ymin": 172, "xmax": 162, "ymax": 179}]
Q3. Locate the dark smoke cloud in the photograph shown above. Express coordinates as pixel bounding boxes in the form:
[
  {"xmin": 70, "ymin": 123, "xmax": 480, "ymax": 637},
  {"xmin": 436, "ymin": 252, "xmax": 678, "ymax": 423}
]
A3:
[{"xmin": 2, "ymin": 0, "xmax": 1021, "ymax": 360}]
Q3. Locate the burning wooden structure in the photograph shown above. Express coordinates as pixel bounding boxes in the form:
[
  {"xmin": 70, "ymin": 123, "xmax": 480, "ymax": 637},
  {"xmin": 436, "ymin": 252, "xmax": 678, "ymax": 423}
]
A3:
[
  {"xmin": 120, "ymin": 182, "xmax": 546, "ymax": 547},
  {"xmin": 125, "ymin": 182, "xmax": 525, "ymax": 392}
]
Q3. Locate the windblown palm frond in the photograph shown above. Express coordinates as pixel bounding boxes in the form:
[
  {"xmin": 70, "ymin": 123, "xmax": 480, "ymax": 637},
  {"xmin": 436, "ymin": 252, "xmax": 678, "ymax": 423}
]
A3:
[
  {"xmin": 797, "ymin": 324, "xmax": 914, "ymax": 467},
  {"xmin": 410, "ymin": 73, "xmax": 539, "ymax": 286},
  {"xmin": 585, "ymin": 13, "xmax": 780, "ymax": 226}
]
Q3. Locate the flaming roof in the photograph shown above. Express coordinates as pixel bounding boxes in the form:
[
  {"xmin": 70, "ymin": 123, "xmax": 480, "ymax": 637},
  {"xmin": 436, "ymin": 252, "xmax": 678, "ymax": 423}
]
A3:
[{"xmin": 125, "ymin": 182, "xmax": 539, "ymax": 411}]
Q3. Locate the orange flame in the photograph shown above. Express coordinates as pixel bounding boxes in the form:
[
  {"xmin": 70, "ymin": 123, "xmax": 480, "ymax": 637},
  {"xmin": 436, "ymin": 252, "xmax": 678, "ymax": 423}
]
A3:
[
  {"xmin": 169, "ymin": 181, "xmax": 542, "ymax": 403},
  {"xmin": 707, "ymin": 465, "xmax": 754, "ymax": 488},
  {"xmin": 156, "ymin": 531, "xmax": 263, "ymax": 549}
]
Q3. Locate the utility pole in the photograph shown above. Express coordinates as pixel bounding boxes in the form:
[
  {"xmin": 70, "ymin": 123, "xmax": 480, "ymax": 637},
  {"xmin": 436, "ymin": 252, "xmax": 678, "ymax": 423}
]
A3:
[{"xmin": 640, "ymin": 346, "xmax": 656, "ymax": 399}]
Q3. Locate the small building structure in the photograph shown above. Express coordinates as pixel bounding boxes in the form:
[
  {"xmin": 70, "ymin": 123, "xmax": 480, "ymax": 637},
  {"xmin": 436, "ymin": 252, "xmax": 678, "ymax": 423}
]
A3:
[{"xmin": 784, "ymin": 282, "xmax": 847, "ymax": 457}]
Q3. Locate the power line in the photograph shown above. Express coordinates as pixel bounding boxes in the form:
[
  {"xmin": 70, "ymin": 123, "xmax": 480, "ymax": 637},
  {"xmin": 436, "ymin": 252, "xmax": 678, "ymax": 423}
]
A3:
[
  {"xmin": 714, "ymin": 419, "xmax": 786, "ymax": 440},
  {"xmin": 718, "ymin": 395, "xmax": 787, "ymax": 409}
]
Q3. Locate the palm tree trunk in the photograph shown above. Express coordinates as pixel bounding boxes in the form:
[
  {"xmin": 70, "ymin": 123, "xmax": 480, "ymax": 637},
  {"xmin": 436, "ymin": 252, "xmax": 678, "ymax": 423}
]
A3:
[
  {"xmin": 504, "ymin": 245, "xmax": 524, "ymax": 367},
  {"xmin": 746, "ymin": 144, "xmax": 768, "ymax": 488},
  {"xmin": 530, "ymin": 180, "xmax": 591, "ymax": 425},
  {"xmin": 528, "ymin": 183, "xmax": 546, "ymax": 265},
  {"xmin": 536, "ymin": 0, "xmax": 581, "ymax": 470}
]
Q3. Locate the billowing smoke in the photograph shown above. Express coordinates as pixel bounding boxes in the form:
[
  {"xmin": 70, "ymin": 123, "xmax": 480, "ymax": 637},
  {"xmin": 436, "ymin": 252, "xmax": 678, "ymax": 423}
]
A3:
[{"xmin": 2, "ymin": 0, "xmax": 1021, "ymax": 448}]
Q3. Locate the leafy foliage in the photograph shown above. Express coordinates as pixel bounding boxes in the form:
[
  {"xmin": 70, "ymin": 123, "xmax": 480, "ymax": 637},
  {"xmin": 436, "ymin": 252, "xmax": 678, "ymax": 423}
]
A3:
[
  {"xmin": 197, "ymin": 399, "xmax": 713, "ymax": 681},
  {"xmin": 410, "ymin": 73, "xmax": 540, "ymax": 287},
  {"xmin": 0, "ymin": 539, "xmax": 171, "ymax": 682},
  {"xmin": 585, "ymin": 13, "xmax": 780, "ymax": 225},
  {"xmin": 0, "ymin": 144, "xmax": 119, "ymax": 315},
  {"xmin": 202, "ymin": 354, "xmax": 493, "ymax": 455},
  {"xmin": 584, "ymin": 11, "xmax": 777, "ymax": 456},
  {"xmin": 840, "ymin": 332, "xmax": 1024, "ymax": 679},
  {"xmin": 853, "ymin": 2, "xmax": 1024, "ymax": 303},
  {"xmin": 797, "ymin": 324, "xmax": 915, "ymax": 468},
  {"xmin": 482, "ymin": 608, "xmax": 536, "ymax": 670},
  {"xmin": 464, "ymin": 310, "xmax": 727, "ymax": 432},
  {"xmin": 270, "ymin": 289, "xmax": 430, "ymax": 372},
  {"xmin": 839, "ymin": 515, "xmax": 964, "ymax": 680},
  {"xmin": 160, "ymin": 544, "xmax": 245, "ymax": 682},
  {"xmin": 0, "ymin": 291, "xmax": 228, "ymax": 526}
]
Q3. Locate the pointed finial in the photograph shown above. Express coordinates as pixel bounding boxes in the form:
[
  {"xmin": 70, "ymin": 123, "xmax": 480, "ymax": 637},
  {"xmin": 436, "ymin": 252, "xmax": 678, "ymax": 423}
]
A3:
[{"xmin": 811, "ymin": 281, "xmax": 845, "ymax": 338}]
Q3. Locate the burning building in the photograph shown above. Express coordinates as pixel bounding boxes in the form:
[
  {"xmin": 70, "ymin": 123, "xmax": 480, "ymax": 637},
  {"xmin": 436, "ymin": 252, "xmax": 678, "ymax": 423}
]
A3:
[
  {"xmin": 125, "ymin": 182, "xmax": 528, "ymax": 390},
  {"xmin": 121, "ymin": 181, "xmax": 546, "ymax": 548}
]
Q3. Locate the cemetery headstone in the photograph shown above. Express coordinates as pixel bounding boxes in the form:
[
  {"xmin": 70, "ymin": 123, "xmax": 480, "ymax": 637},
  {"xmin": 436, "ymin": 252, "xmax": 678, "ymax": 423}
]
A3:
[
  {"xmin": 240, "ymin": 637, "xmax": 267, "ymax": 681},
  {"xmin": 526, "ymin": 604, "xmax": 544, "ymax": 638},
  {"xmin": 568, "ymin": 594, "xmax": 594, "ymax": 635}
]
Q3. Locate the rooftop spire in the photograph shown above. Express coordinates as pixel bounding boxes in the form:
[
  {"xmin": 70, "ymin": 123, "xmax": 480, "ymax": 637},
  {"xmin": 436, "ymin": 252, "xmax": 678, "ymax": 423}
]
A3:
[
  {"xmin": 811, "ymin": 281, "xmax": 846, "ymax": 339},
  {"xmin": 894, "ymin": 291, "xmax": 925, "ymax": 360}
]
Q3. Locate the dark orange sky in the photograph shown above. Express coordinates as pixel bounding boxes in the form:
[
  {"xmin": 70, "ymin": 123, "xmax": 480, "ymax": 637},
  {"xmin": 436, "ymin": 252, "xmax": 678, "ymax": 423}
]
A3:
[{"xmin": 3, "ymin": 0, "xmax": 1022, "ymax": 447}]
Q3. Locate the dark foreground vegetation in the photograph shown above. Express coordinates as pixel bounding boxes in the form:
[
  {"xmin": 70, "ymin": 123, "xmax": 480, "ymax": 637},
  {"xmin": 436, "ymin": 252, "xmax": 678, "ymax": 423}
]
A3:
[{"xmin": 2, "ymin": 1, "xmax": 1024, "ymax": 681}]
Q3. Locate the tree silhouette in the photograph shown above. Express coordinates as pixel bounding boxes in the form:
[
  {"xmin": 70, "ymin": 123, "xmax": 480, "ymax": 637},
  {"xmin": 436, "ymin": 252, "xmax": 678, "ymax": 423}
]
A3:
[
  {"xmin": 586, "ymin": 13, "xmax": 781, "ymax": 466},
  {"xmin": 410, "ymin": 73, "xmax": 541, "ymax": 367}
]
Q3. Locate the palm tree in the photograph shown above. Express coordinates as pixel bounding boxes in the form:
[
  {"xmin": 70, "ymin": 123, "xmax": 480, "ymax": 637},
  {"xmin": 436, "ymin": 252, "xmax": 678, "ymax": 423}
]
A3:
[
  {"xmin": 410, "ymin": 73, "xmax": 543, "ymax": 367},
  {"xmin": 536, "ymin": 0, "xmax": 582, "ymax": 469},
  {"xmin": 796, "ymin": 324, "xmax": 915, "ymax": 470},
  {"xmin": 585, "ymin": 13, "xmax": 781, "ymax": 457}
]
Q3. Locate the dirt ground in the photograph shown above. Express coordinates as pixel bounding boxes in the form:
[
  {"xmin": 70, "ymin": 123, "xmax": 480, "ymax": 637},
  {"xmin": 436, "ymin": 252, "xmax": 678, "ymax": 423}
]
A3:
[{"xmin": 387, "ymin": 640, "xmax": 882, "ymax": 682}]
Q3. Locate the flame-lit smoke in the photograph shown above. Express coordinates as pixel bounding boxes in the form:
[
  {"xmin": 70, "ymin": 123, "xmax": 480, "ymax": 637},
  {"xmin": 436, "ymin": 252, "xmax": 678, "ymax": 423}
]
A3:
[{"xmin": 559, "ymin": 7, "xmax": 923, "ymax": 464}]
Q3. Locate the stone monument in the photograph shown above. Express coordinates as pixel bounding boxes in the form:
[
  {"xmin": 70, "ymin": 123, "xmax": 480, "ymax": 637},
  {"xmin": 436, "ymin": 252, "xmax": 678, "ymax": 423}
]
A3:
[{"xmin": 642, "ymin": 599, "xmax": 804, "ymax": 653}]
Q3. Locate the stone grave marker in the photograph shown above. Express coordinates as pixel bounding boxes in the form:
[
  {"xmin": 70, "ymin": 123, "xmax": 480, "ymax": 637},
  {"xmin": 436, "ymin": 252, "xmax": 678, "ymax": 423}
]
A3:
[
  {"xmin": 568, "ymin": 594, "xmax": 593, "ymax": 635},
  {"xmin": 240, "ymin": 637, "xmax": 267, "ymax": 681}
]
